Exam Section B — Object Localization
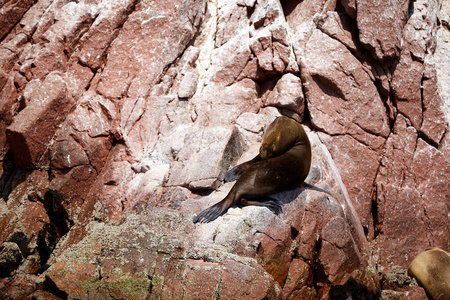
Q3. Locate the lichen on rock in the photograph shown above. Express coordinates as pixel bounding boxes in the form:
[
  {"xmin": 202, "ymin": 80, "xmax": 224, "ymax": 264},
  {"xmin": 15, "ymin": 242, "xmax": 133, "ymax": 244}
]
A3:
[{"xmin": 0, "ymin": 0, "xmax": 449, "ymax": 298}]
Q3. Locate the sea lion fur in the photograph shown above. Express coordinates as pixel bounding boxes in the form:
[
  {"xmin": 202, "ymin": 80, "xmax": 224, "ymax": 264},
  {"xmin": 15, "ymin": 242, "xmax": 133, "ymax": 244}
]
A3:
[
  {"xmin": 408, "ymin": 247, "xmax": 450, "ymax": 300},
  {"xmin": 193, "ymin": 116, "xmax": 311, "ymax": 223}
]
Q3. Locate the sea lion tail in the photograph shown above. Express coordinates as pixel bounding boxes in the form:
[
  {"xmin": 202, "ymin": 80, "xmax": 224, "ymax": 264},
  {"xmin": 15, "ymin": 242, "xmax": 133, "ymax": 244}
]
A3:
[
  {"xmin": 193, "ymin": 201, "xmax": 227, "ymax": 223},
  {"xmin": 300, "ymin": 182, "xmax": 333, "ymax": 196}
]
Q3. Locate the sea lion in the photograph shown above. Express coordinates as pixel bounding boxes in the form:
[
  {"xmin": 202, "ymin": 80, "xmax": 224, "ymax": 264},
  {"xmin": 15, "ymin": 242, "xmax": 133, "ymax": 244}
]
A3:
[
  {"xmin": 408, "ymin": 247, "xmax": 450, "ymax": 300},
  {"xmin": 193, "ymin": 116, "xmax": 311, "ymax": 223}
]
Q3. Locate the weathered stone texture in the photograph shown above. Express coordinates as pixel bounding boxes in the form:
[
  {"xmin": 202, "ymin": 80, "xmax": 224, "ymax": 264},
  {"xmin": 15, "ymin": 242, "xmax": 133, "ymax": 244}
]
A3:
[
  {"xmin": 0, "ymin": 0, "xmax": 449, "ymax": 298},
  {"xmin": 356, "ymin": 0, "xmax": 410, "ymax": 61},
  {"xmin": 6, "ymin": 72, "xmax": 76, "ymax": 168}
]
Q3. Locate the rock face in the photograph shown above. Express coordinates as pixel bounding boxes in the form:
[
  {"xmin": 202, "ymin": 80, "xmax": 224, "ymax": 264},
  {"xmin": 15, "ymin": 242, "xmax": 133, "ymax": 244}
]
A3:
[{"xmin": 0, "ymin": 0, "xmax": 448, "ymax": 299}]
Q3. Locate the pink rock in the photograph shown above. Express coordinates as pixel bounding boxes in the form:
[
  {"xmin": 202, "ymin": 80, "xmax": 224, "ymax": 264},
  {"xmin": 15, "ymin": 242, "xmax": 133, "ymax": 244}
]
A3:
[
  {"xmin": 341, "ymin": 0, "xmax": 356, "ymax": 18},
  {"xmin": 215, "ymin": 2, "xmax": 249, "ymax": 47},
  {"xmin": 263, "ymin": 73, "xmax": 305, "ymax": 117},
  {"xmin": 220, "ymin": 259, "xmax": 281, "ymax": 299},
  {"xmin": 166, "ymin": 126, "xmax": 242, "ymax": 190},
  {"xmin": 192, "ymin": 79, "xmax": 260, "ymax": 126},
  {"xmin": 411, "ymin": 139, "xmax": 450, "ymax": 248},
  {"xmin": 207, "ymin": 31, "xmax": 251, "ymax": 86},
  {"xmin": 247, "ymin": 1, "xmax": 298, "ymax": 76},
  {"xmin": 6, "ymin": 72, "xmax": 75, "ymax": 168},
  {"xmin": 41, "ymin": 2, "xmax": 94, "ymax": 52},
  {"xmin": 177, "ymin": 71, "xmax": 199, "ymax": 98},
  {"xmin": 0, "ymin": 0, "xmax": 449, "ymax": 298},
  {"xmin": 283, "ymin": 0, "xmax": 338, "ymax": 60},
  {"xmin": 96, "ymin": 0, "xmax": 206, "ymax": 99},
  {"xmin": 402, "ymin": 0, "xmax": 439, "ymax": 61}
]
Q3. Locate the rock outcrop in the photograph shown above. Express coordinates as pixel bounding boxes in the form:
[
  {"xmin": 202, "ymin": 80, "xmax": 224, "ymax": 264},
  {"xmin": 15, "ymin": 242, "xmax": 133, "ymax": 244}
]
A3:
[{"xmin": 0, "ymin": 0, "xmax": 448, "ymax": 299}]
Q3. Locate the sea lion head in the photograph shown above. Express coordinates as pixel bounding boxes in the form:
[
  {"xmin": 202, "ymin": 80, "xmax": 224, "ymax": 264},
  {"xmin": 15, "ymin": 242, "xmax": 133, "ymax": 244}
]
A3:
[
  {"xmin": 259, "ymin": 142, "xmax": 273, "ymax": 159},
  {"xmin": 259, "ymin": 134, "xmax": 284, "ymax": 159}
]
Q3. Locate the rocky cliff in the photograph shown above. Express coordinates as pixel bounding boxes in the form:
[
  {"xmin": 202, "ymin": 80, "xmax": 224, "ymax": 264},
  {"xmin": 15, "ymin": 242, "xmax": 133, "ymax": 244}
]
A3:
[{"xmin": 0, "ymin": 0, "xmax": 448, "ymax": 299}]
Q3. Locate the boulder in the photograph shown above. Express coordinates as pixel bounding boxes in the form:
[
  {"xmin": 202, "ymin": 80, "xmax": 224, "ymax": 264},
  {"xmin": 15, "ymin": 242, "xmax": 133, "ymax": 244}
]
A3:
[
  {"xmin": 0, "ymin": 0, "xmax": 449, "ymax": 298},
  {"xmin": 6, "ymin": 72, "xmax": 75, "ymax": 168},
  {"xmin": 356, "ymin": 0, "xmax": 410, "ymax": 61},
  {"xmin": 166, "ymin": 126, "xmax": 242, "ymax": 190}
]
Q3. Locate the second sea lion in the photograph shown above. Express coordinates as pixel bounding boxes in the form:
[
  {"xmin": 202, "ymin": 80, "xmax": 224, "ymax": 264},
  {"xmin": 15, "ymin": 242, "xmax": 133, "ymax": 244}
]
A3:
[
  {"xmin": 408, "ymin": 247, "xmax": 450, "ymax": 300},
  {"xmin": 193, "ymin": 116, "xmax": 311, "ymax": 223}
]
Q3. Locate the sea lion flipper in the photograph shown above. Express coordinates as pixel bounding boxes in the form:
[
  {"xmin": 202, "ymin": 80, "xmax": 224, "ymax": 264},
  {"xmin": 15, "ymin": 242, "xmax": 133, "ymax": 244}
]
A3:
[
  {"xmin": 239, "ymin": 197, "xmax": 283, "ymax": 215},
  {"xmin": 225, "ymin": 155, "xmax": 262, "ymax": 182},
  {"xmin": 193, "ymin": 202, "xmax": 226, "ymax": 223}
]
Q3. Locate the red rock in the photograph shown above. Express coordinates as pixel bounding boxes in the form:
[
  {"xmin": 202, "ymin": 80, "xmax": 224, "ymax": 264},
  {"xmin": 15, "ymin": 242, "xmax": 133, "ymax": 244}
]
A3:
[
  {"xmin": 0, "ymin": 169, "xmax": 50, "ymax": 252},
  {"xmin": 47, "ymin": 165, "xmax": 97, "ymax": 221},
  {"xmin": 27, "ymin": 44, "xmax": 69, "ymax": 80},
  {"xmin": 66, "ymin": 63, "xmax": 94, "ymax": 99},
  {"xmin": 391, "ymin": 51, "xmax": 424, "ymax": 131},
  {"xmin": 0, "ymin": 0, "xmax": 35, "ymax": 40},
  {"xmin": 411, "ymin": 139, "xmax": 450, "ymax": 248},
  {"xmin": 30, "ymin": 290, "xmax": 63, "ymax": 300},
  {"xmin": 50, "ymin": 134, "xmax": 89, "ymax": 170},
  {"xmin": 18, "ymin": 0, "xmax": 53, "ymax": 38},
  {"xmin": 6, "ymin": 72, "xmax": 75, "ymax": 168},
  {"xmin": 321, "ymin": 134, "xmax": 382, "ymax": 234},
  {"xmin": 0, "ymin": 242, "xmax": 23, "ymax": 277},
  {"xmin": 373, "ymin": 115, "xmax": 448, "ymax": 271},
  {"xmin": 399, "ymin": 286, "xmax": 428, "ymax": 300},
  {"xmin": 0, "ymin": 77, "xmax": 18, "ymax": 125},
  {"xmin": 301, "ymin": 29, "xmax": 390, "ymax": 147},
  {"xmin": 314, "ymin": 11, "xmax": 359, "ymax": 53},
  {"xmin": 257, "ymin": 221, "xmax": 292, "ymax": 285},
  {"xmin": 356, "ymin": 0, "xmax": 410, "ymax": 60},
  {"xmin": 182, "ymin": 260, "xmax": 221, "ymax": 299},
  {"xmin": 421, "ymin": 65, "xmax": 447, "ymax": 145},
  {"xmin": 282, "ymin": 258, "xmax": 314, "ymax": 298},
  {"xmin": 0, "ymin": 274, "xmax": 45, "ymax": 299},
  {"xmin": 220, "ymin": 259, "xmax": 281, "ymax": 299},
  {"xmin": 75, "ymin": 0, "xmax": 137, "ymax": 70}
]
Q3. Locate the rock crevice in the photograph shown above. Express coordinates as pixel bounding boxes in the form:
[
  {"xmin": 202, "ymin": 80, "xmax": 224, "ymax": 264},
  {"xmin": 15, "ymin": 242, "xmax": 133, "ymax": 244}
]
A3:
[{"xmin": 0, "ymin": 0, "xmax": 448, "ymax": 299}]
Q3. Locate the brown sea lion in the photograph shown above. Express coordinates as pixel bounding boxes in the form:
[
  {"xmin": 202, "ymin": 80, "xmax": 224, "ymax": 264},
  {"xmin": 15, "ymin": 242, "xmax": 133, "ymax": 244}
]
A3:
[
  {"xmin": 408, "ymin": 247, "xmax": 450, "ymax": 300},
  {"xmin": 193, "ymin": 116, "xmax": 311, "ymax": 223}
]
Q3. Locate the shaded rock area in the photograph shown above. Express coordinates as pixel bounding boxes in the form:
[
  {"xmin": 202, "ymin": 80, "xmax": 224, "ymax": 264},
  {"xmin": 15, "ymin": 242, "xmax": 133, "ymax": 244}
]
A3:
[{"xmin": 0, "ymin": 0, "xmax": 448, "ymax": 299}]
